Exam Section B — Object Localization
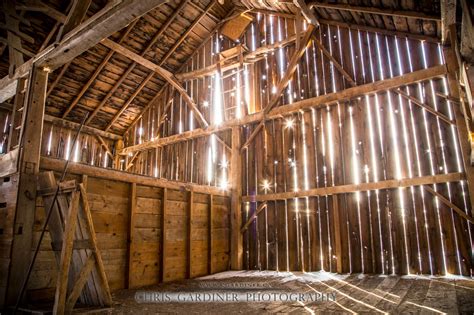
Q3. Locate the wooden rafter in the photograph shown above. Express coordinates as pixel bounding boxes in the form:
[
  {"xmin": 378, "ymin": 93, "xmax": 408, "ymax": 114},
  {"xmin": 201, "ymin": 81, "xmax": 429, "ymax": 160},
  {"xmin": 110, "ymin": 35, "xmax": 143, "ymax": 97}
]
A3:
[
  {"xmin": 122, "ymin": 7, "xmax": 241, "ymax": 137},
  {"xmin": 97, "ymin": 0, "xmax": 217, "ymax": 131},
  {"xmin": 240, "ymin": 24, "xmax": 315, "ymax": 152},
  {"xmin": 82, "ymin": 0, "xmax": 190, "ymax": 124},
  {"xmin": 16, "ymin": 0, "xmax": 67, "ymax": 22},
  {"xmin": 309, "ymin": 2, "xmax": 441, "ymax": 21},
  {"xmin": 57, "ymin": 0, "xmax": 92, "ymax": 41},
  {"xmin": 119, "ymin": 65, "xmax": 447, "ymax": 155},
  {"xmin": 101, "ymin": 38, "xmax": 209, "ymax": 130},
  {"xmin": 61, "ymin": 20, "xmax": 137, "ymax": 118},
  {"xmin": 242, "ymin": 172, "xmax": 465, "ymax": 202}
]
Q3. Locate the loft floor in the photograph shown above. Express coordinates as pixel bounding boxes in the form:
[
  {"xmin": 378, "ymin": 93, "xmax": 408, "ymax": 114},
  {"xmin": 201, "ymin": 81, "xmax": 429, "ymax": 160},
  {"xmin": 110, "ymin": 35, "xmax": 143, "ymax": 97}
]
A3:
[{"xmin": 108, "ymin": 271, "xmax": 474, "ymax": 314}]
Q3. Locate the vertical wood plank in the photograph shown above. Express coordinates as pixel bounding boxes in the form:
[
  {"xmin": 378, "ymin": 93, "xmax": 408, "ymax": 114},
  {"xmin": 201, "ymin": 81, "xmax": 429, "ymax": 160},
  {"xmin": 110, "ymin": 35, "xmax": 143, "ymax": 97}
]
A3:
[
  {"xmin": 127, "ymin": 183, "xmax": 136, "ymax": 288},
  {"xmin": 208, "ymin": 194, "xmax": 213, "ymax": 274},
  {"xmin": 187, "ymin": 190, "xmax": 193, "ymax": 278},
  {"xmin": 231, "ymin": 126, "xmax": 243, "ymax": 270},
  {"xmin": 160, "ymin": 188, "xmax": 167, "ymax": 283}
]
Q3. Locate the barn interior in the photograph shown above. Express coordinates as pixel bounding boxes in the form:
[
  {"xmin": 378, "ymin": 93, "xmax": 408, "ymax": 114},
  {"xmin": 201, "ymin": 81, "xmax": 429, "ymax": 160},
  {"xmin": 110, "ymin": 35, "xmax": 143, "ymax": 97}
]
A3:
[{"xmin": 0, "ymin": 0, "xmax": 474, "ymax": 313}]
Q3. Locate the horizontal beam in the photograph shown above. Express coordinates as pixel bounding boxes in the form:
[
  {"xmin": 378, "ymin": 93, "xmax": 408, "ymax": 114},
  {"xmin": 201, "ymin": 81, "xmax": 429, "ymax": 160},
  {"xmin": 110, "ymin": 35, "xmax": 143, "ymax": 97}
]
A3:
[
  {"xmin": 246, "ymin": 8, "xmax": 440, "ymax": 43},
  {"xmin": 319, "ymin": 18, "xmax": 440, "ymax": 43},
  {"xmin": 40, "ymin": 157, "xmax": 228, "ymax": 196},
  {"xmin": 38, "ymin": 0, "xmax": 168, "ymax": 70},
  {"xmin": 44, "ymin": 115, "xmax": 122, "ymax": 140},
  {"xmin": 309, "ymin": 2, "xmax": 441, "ymax": 21},
  {"xmin": 242, "ymin": 172, "xmax": 465, "ymax": 202},
  {"xmin": 120, "ymin": 64, "xmax": 447, "ymax": 155},
  {"xmin": 0, "ymin": 0, "xmax": 167, "ymax": 97}
]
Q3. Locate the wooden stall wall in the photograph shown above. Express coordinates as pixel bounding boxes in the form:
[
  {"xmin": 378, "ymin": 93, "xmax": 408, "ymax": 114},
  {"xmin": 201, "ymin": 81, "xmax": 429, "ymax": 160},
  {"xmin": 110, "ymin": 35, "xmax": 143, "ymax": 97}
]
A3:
[
  {"xmin": 16, "ymin": 168, "xmax": 230, "ymax": 303},
  {"xmin": 0, "ymin": 174, "xmax": 18, "ymax": 308}
]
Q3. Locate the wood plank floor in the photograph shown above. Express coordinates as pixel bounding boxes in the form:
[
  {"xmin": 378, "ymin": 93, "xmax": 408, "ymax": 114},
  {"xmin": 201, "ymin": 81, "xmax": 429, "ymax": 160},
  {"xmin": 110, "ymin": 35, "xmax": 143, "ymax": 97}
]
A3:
[{"xmin": 109, "ymin": 271, "xmax": 474, "ymax": 314}]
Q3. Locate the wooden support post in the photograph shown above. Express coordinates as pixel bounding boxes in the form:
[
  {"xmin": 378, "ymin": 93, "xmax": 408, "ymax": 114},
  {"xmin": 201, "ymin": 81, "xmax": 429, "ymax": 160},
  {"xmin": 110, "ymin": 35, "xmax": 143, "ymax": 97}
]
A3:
[
  {"xmin": 128, "ymin": 183, "xmax": 137, "ymax": 288},
  {"xmin": 6, "ymin": 66, "xmax": 48, "ymax": 305},
  {"xmin": 230, "ymin": 127, "xmax": 242, "ymax": 270},
  {"xmin": 444, "ymin": 46, "xmax": 474, "ymax": 215},
  {"xmin": 187, "ymin": 190, "xmax": 193, "ymax": 278},
  {"xmin": 208, "ymin": 194, "xmax": 213, "ymax": 275},
  {"xmin": 4, "ymin": 0, "xmax": 24, "ymax": 76},
  {"xmin": 159, "ymin": 188, "xmax": 167, "ymax": 282}
]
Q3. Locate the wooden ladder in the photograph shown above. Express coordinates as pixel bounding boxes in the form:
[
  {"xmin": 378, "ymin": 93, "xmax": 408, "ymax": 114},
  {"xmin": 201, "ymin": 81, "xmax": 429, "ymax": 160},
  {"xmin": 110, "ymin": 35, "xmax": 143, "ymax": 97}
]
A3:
[
  {"xmin": 7, "ymin": 77, "xmax": 28, "ymax": 151},
  {"xmin": 37, "ymin": 172, "xmax": 112, "ymax": 314}
]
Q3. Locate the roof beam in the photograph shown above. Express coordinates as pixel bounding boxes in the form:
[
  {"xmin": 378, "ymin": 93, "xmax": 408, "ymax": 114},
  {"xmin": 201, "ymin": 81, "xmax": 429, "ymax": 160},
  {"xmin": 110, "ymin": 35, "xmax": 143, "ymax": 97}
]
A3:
[
  {"xmin": 80, "ymin": 0, "xmax": 190, "ymax": 124},
  {"xmin": 309, "ymin": 2, "xmax": 441, "ymax": 21},
  {"xmin": 56, "ymin": 0, "xmax": 92, "ymax": 41},
  {"xmin": 242, "ymin": 172, "xmax": 464, "ymax": 202},
  {"xmin": 61, "ymin": 20, "xmax": 137, "ymax": 118},
  {"xmin": 16, "ymin": 0, "xmax": 67, "ymax": 22},
  {"xmin": 101, "ymin": 38, "xmax": 209, "ymax": 129},
  {"xmin": 38, "ymin": 0, "xmax": 169, "ymax": 70},
  {"xmin": 95, "ymin": 0, "xmax": 215, "ymax": 131},
  {"xmin": 119, "ymin": 64, "xmax": 446, "ymax": 155},
  {"xmin": 0, "ymin": 0, "xmax": 168, "ymax": 101}
]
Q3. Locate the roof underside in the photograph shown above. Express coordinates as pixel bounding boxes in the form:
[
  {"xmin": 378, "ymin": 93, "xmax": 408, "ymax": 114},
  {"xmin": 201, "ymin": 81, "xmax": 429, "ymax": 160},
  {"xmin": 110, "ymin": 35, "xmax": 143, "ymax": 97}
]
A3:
[{"xmin": 0, "ymin": 0, "xmax": 442, "ymax": 136}]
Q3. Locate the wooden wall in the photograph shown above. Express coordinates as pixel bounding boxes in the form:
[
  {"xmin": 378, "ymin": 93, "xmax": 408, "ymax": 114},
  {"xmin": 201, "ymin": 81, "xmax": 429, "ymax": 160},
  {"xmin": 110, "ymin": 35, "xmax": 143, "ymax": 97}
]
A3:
[
  {"xmin": 120, "ymin": 11, "xmax": 474, "ymax": 277},
  {"xmin": 40, "ymin": 122, "xmax": 116, "ymax": 168},
  {"xmin": 0, "ymin": 167, "xmax": 230, "ymax": 306},
  {"xmin": 0, "ymin": 174, "xmax": 19, "ymax": 308}
]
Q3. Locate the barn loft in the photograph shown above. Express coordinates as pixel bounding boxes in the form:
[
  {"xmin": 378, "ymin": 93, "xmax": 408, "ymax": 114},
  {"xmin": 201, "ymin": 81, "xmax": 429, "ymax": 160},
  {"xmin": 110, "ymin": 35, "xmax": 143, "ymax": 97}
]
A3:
[{"xmin": 0, "ymin": 0, "xmax": 474, "ymax": 313}]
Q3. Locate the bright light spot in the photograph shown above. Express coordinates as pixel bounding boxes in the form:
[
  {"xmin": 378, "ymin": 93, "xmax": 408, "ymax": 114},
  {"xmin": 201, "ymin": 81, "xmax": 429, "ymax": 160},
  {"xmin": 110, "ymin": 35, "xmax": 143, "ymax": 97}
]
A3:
[
  {"xmin": 285, "ymin": 118, "xmax": 295, "ymax": 129},
  {"xmin": 262, "ymin": 179, "xmax": 271, "ymax": 192}
]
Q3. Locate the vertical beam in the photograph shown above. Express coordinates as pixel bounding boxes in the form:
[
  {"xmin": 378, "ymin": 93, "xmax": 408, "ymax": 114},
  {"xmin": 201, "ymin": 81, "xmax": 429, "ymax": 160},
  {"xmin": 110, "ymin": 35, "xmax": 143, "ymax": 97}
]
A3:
[
  {"xmin": 127, "ymin": 183, "xmax": 137, "ymax": 288},
  {"xmin": 6, "ymin": 66, "xmax": 48, "ymax": 305},
  {"xmin": 230, "ymin": 127, "xmax": 242, "ymax": 269},
  {"xmin": 57, "ymin": 0, "xmax": 92, "ymax": 41},
  {"xmin": 159, "ymin": 188, "xmax": 167, "ymax": 282},
  {"xmin": 208, "ymin": 194, "xmax": 213, "ymax": 274},
  {"xmin": 332, "ymin": 195, "xmax": 343, "ymax": 273},
  {"xmin": 444, "ymin": 46, "xmax": 474, "ymax": 215},
  {"xmin": 187, "ymin": 190, "xmax": 194, "ymax": 278},
  {"xmin": 3, "ymin": 0, "xmax": 24, "ymax": 76}
]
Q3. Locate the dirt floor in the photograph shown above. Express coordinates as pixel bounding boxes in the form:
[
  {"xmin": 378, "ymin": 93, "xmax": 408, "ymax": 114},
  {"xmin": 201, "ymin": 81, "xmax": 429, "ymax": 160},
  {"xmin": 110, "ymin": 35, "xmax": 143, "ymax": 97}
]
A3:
[{"xmin": 101, "ymin": 271, "xmax": 474, "ymax": 314}]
